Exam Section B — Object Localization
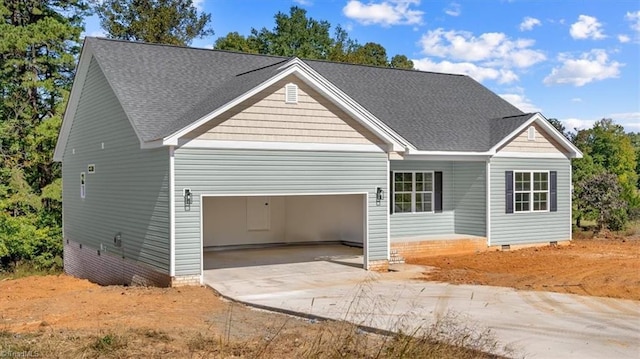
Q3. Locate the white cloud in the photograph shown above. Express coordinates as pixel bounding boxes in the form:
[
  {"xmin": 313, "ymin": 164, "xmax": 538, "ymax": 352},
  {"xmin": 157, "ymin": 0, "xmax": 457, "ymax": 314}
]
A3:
[
  {"xmin": 618, "ymin": 34, "xmax": 631, "ymax": 43},
  {"xmin": 519, "ymin": 16, "xmax": 541, "ymax": 31},
  {"xmin": 562, "ymin": 118, "xmax": 596, "ymax": 131},
  {"xmin": 499, "ymin": 93, "xmax": 541, "ymax": 113},
  {"xmin": 412, "ymin": 58, "xmax": 518, "ymax": 83},
  {"xmin": 543, "ymin": 49, "xmax": 622, "ymax": 86},
  {"xmin": 192, "ymin": 0, "xmax": 204, "ymax": 10},
  {"xmin": 444, "ymin": 2, "xmax": 461, "ymax": 17},
  {"xmin": 625, "ymin": 11, "xmax": 640, "ymax": 32},
  {"xmin": 571, "ymin": 97, "xmax": 582, "ymax": 102},
  {"xmin": 418, "ymin": 28, "xmax": 546, "ymax": 68},
  {"xmin": 609, "ymin": 112, "xmax": 640, "ymax": 130},
  {"xmin": 294, "ymin": 0, "xmax": 313, "ymax": 5},
  {"xmin": 570, "ymin": 15, "xmax": 606, "ymax": 40},
  {"xmin": 343, "ymin": 0, "xmax": 424, "ymax": 26}
]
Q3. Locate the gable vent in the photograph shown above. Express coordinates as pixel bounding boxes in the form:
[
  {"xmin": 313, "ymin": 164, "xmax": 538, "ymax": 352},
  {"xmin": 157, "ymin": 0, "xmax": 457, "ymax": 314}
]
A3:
[
  {"xmin": 527, "ymin": 126, "xmax": 536, "ymax": 141},
  {"xmin": 285, "ymin": 83, "xmax": 298, "ymax": 104}
]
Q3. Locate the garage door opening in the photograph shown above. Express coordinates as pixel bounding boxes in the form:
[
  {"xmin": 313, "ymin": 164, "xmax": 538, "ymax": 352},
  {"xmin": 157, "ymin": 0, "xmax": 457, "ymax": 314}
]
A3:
[{"xmin": 201, "ymin": 194, "xmax": 366, "ymax": 270}]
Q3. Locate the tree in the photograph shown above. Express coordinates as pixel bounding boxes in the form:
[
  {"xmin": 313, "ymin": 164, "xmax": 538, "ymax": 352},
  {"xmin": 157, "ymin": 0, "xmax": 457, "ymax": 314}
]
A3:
[
  {"xmin": 94, "ymin": 0, "xmax": 213, "ymax": 46},
  {"xmin": 249, "ymin": 6, "xmax": 333, "ymax": 59},
  {"xmin": 0, "ymin": 0, "xmax": 87, "ymax": 270},
  {"xmin": 546, "ymin": 118, "xmax": 570, "ymax": 140},
  {"xmin": 572, "ymin": 119, "xmax": 639, "ymax": 228},
  {"xmin": 389, "ymin": 54, "xmax": 414, "ymax": 69},
  {"xmin": 214, "ymin": 32, "xmax": 258, "ymax": 53},
  {"xmin": 575, "ymin": 172, "xmax": 628, "ymax": 231},
  {"xmin": 214, "ymin": 6, "xmax": 415, "ymax": 69}
]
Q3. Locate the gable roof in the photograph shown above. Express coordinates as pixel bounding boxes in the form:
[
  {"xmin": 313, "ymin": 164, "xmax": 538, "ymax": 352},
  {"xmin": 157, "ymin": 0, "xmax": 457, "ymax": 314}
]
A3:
[{"xmin": 55, "ymin": 37, "xmax": 581, "ymax": 159}]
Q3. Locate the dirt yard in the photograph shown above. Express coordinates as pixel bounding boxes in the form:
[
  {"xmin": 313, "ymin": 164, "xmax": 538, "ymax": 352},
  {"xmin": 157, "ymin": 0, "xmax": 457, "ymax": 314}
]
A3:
[
  {"xmin": 410, "ymin": 238, "xmax": 640, "ymax": 300},
  {"xmin": 0, "ymin": 275, "xmax": 497, "ymax": 358}
]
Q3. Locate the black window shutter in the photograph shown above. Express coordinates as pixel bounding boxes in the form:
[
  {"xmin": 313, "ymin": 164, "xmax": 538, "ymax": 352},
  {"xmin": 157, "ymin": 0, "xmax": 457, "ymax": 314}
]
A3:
[
  {"xmin": 550, "ymin": 171, "xmax": 557, "ymax": 212},
  {"xmin": 389, "ymin": 171, "xmax": 394, "ymax": 214},
  {"xmin": 505, "ymin": 171, "xmax": 514, "ymax": 214},
  {"xmin": 434, "ymin": 171, "xmax": 443, "ymax": 213}
]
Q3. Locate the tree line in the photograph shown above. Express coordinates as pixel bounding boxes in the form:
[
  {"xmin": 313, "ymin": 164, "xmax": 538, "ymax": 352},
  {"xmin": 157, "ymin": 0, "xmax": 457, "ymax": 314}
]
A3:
[{"xmin": 0, "ymin": 0, "xmax": 637, "ymax": 272}]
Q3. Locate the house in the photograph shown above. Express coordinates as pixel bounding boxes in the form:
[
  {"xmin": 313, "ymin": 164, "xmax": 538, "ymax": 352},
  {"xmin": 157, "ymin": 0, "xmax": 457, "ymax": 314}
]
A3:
[{"xmin": 53, "ymin": 37, "xmax": 582, "ymax": 286}]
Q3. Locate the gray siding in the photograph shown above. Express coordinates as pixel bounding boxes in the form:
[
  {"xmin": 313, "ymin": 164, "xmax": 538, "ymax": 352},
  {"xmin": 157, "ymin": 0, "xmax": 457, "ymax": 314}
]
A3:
[
  {"xmin": 453, "ymin": 162, "xmax": 486, "ymax": 236},
  {"xmin": 173, "ymin": 148, "xmax": 388, "ymax": 275},
  {"xmin": 62, "ymin": 58, "xmax": 170, "ymax": 273},
  {"xmin": 390, "ymin": 161, "xmax": 454, "ymax": 239},
  {"xmin": 490, "ymin": 157, "xmax": 571, "ymax": 245}
]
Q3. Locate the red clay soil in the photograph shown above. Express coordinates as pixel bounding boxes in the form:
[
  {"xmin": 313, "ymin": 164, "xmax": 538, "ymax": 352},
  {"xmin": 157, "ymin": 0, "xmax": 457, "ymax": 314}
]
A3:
[{"xmin": 409, "ymin": 238, "xmax": 640, "ymax": 300}]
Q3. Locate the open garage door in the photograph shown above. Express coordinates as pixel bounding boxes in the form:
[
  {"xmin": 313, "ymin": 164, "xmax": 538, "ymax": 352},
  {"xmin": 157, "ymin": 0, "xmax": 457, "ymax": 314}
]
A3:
[{"xmin": 202, "ymin": 194, "xmax": 366, "ymax": 269}]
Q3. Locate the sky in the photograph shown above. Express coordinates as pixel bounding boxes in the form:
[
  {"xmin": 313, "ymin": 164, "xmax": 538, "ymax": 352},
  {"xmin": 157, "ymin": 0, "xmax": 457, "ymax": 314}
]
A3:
[{"xmin": 83, "ymin": 0, "xmax": 640, "ymax": 133}]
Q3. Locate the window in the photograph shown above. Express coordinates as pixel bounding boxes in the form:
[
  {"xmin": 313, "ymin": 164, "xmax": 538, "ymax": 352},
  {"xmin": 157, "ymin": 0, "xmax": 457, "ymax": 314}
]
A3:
[
  {"xmin": 393, "ymin": 172, "xmax": 433, "ymax": 213},
  {"xmin": 514, "ymin": 171, "xmax": 548, "ymax": 212},
  {"xmin": 80, "ymin": 172, "xmax": 86, "ymax": 199}
]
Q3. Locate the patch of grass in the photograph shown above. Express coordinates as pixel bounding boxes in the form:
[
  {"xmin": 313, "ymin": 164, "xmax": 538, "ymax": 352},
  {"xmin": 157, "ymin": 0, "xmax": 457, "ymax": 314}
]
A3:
[
  {"xmin": 87, "ymin": 333, "xmax": 128, "ymax": 354},
  {"xmin": 0, "ymin": 260, "xmax": 63, "ymax": 280}
]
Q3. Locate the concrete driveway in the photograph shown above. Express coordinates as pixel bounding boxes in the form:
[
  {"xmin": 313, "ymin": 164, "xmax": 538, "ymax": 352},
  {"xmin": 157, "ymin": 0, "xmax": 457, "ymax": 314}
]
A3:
[{"xmin": 203, "ymin": 250, "xmax": 640, "ymax": 359}]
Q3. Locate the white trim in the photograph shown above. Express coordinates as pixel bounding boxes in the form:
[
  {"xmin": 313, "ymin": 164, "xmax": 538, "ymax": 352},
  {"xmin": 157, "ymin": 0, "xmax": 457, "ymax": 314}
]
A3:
[
  {"xmin": 140, "ymin": 139, "xmax": 164, "ymax": 149},
  {"xmin": 513, "ymin": 170, "xmax": 550, "ymax": 213},
  {"xmin": 402, "ymin": 153, "xmax": 490, "ymax": 161},
  {"xmin": 486, "ymin": 160, "xmax": 491, "ymax": 246},
  {"xmin": 163, "ymin": 61, "xmax": 407, "ymax": 151},
  {"xmin": 490, "ymin": 113, "xmax": 583, "ymax": 159},
  {"xmin": 493, "ymin": 151, "xmax": 568, "ymax": 159},
  {"xmin": 386, "ymin": 160, "xmax": 390, "ymax": 262},
  {"xmin": 87, "ymin": 164, "xmax": 95, "ymax": 174},
  {"xmin": 53, "ymin": 40, "xmax": 94, "ymax": 162},
  {"xmin": 391, "ymin": 171, "xmax": 435, "ymax": 214},
  {"xmin": 199, "ymin": 193, "xmax": 204, "ymax": 284},
  {"xmin": 178, "ymin": 139, "xmax": 385, "ymax": 153},
  {"xmin": 80, "ymin": 172, "xmax": 86, "ymax": 199},
  {"xmin": 198, "ymin": 191, "xmax": 370, "ymax": 273},
  {"xmin": 569, "ymin": 162, "xmax": 573, "ymax": 242},
  {"xmin": 363, "ymin": 194, "xmax": 369, "ymax": 270},
  {"xmin": 169, "ymin": 146, "xmax": 176, "ymax": 277},
  {"xmin": 527, "ymin": 126, "xmax": 536, "ymax": 141}
]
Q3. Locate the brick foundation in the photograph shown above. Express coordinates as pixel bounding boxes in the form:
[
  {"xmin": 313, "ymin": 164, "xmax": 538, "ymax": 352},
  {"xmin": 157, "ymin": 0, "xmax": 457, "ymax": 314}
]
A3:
[
  {"xmin": 367, "ymin": 259, "xmax": 389, "ymax": 272},
  {"xmin": 488, "ymin": 240, "xmax": 571, "ymax": 252},
  {"xmin": 392, "ymin": 237, "xmax": 488, "ymax": 259},
  {"xmin": 64, "ymin": 239, "xmax": 171, "ymax": 287},
  {"xmin": 171, "ymin": 275, "xmax": 202, "ymax": 286}
]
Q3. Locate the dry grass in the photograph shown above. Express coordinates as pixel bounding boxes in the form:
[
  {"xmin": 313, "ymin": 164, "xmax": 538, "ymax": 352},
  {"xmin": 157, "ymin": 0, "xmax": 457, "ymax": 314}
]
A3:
[{"xmin": 0, "ymin": 311, "xmax": 508, "ymax": 359}]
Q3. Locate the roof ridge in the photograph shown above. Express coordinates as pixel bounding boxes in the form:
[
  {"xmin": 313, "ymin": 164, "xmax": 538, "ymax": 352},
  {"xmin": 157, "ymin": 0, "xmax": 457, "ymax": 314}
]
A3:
[
  {"xmin": 86, "ymin": 37, "xmax": 291, "ymax": 60},
  {"xmin": 499, "ymin": 113, "xmax": 535, "ymax": 119},
  {"xmin": 304, "ymin": 57, "xmax": 467, "ymax": 77},
  {"xmin": 235, "ymin": 59, "xmax": 289, "ymax": 76}
]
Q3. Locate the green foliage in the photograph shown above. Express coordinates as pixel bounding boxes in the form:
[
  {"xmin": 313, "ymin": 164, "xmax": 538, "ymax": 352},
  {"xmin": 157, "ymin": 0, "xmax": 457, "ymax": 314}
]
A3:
[
  {"xmin": 0, "ymin": 0, "xmax": 82, "ymax": 271},
  {"xmin": 94, "ymin": 0, "xmax": 213, "ymax": 45},
  {"xmin": 575, "ymin": 172, "xmax": 628, "ymax": 231},
  {"xmin": 572, "ymin": 119, "xmax": 639, "ymax": 228},
  {"xmin": 214, "ymin": 6, "xmax": 413, "ymax": 69}
]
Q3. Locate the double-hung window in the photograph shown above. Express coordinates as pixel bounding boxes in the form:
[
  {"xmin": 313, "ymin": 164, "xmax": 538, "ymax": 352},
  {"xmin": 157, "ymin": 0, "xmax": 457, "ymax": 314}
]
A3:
[
  {"xmin": 393, "ymin": 172, "xmax": 433, "ymax": 213},
  {"xmin": 514, "ymin": 171, "xmax": 548, "ymax": 212}
]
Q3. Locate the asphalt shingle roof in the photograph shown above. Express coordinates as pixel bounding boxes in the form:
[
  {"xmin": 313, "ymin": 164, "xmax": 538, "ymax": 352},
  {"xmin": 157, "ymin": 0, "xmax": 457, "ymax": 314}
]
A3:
[{"xmin": 87, "ymin": 37, "xmax": 530, "ymax": 151}]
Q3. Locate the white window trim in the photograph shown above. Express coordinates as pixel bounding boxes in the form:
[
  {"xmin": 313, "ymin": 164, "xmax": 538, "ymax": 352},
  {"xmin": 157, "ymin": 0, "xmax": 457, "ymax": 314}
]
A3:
[
  {"xmin": 285, "ymin": 83, "xmax": 298, "ymax": 104},
  {"xmin": 393, "ymin": 171, "xmax": 435, "ymax": 214},
  {"xmin": 527, "ymin": 126, "xmax": 536, "ymax": 141},
  {"xmin": 514, "ymin": 170, "xmax": 549, "ymax": 213}
]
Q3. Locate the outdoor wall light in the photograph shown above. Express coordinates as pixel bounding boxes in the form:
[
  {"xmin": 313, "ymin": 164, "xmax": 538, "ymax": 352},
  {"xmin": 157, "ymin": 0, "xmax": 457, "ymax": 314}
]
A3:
[
  {"xmin": 183, "ymin": 188, "xmax": 193, "ymax": 205},
  {"xmin": 376, "ymin": 187, "xmax": 384, "ymax": 206}
]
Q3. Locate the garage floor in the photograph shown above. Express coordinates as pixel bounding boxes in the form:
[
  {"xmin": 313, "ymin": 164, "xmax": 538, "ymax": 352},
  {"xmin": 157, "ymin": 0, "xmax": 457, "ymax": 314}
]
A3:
[{"xmin": 202, "ymin": 244, "xmax": 363, "ymax": 270}]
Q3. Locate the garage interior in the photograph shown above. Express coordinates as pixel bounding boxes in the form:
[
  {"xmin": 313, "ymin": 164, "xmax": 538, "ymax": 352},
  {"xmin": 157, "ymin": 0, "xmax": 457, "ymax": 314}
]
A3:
[{"xmin": 202, "ymin": 194, "xmax": 366, "ymax": 269}]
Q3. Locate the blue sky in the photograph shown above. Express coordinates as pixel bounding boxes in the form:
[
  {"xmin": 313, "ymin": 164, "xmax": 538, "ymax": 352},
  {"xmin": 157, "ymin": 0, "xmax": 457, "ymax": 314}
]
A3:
[{"xmin": 84, "ymin": 1, "xmax": 640, "ymax": 133}]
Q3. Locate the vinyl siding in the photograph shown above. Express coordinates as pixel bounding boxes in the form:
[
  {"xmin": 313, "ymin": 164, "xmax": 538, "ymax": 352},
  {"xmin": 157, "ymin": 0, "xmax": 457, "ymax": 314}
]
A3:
[
  {"xmin": 390, "ymin": 161, "xmax": 454, "ymax": 239},
  {"xmin": 61, "ymin": 57, "xmax": 170, "ymax": 273},
  {"xmin": 173, "ymin": 149, "xmax": 388, "ymax": 275},
  {"xmin": 187, "ymin": 75, "xmax": 384, "ymax": 146},
  {"xmin": 499, "ymin": 123, "xmax": 568, "ymax": 154},
  {"xmin": 453, "ymin": 162, "xmax": 486, "ymax": 236},
  {"xmin": 490, "ymin": 157, "xmax": 571, "ymax": 245}
]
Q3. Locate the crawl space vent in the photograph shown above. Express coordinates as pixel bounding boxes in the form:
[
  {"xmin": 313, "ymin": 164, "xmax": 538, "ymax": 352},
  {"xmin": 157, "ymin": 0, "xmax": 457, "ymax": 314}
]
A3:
[{"xmin": 285, "ymin": 83, "xmax": 298, "ymax": 104}]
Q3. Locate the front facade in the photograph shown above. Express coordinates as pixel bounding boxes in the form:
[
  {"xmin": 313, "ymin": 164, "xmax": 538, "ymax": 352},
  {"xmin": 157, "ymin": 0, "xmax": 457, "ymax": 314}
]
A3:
[{"xmin": 55, "ymin": 38, "xmax": 581, "ymax": 286}]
